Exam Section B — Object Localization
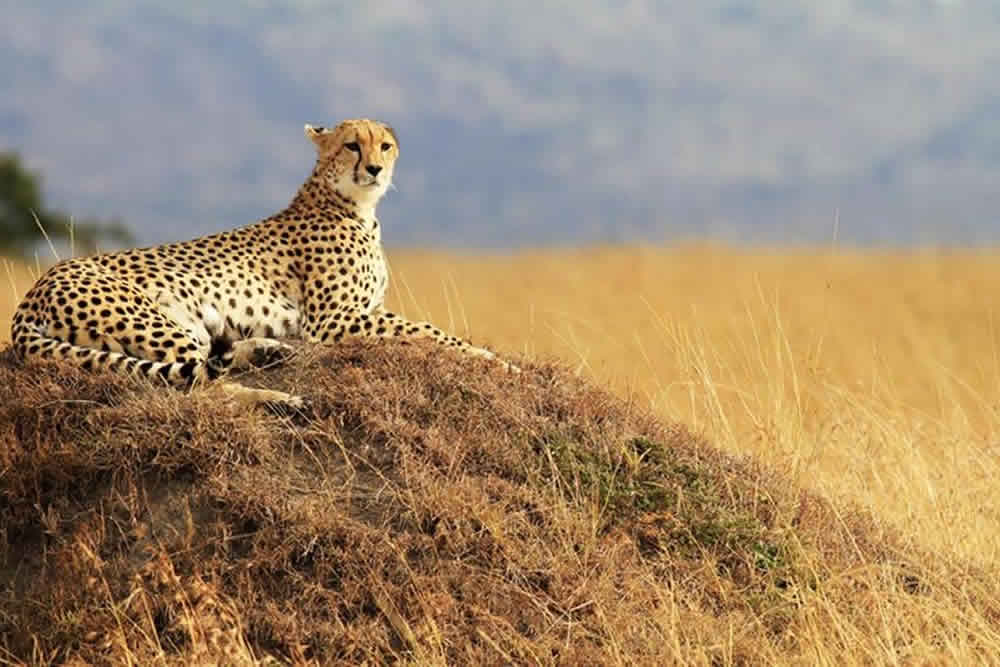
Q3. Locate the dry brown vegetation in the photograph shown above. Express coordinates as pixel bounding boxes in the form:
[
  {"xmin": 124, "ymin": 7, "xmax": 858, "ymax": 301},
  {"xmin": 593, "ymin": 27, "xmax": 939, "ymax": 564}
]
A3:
[
  {"xmin": 2, "ymin": 245, "xmax": 1000, "ymax": 664},
  {"xmin": 1, "ymin": 341, "xmax": 998, "ymax": 665},
  {"xmin": 384, "ymin": 246, "xmax": 1000, "ymax": 565}
]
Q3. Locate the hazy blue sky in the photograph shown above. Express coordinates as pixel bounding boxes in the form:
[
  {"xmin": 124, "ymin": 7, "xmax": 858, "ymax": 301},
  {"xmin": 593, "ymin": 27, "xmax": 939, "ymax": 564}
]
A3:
[{"xmin": 3, "ymin": 1, "xmax": 999, "ymax": 247}]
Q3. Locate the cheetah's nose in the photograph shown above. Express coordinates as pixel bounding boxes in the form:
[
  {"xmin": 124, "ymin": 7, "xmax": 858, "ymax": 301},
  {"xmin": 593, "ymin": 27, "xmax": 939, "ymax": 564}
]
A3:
[{"xmin": 365, "ymin": 165, "xmax": 382, "ymax": 177}]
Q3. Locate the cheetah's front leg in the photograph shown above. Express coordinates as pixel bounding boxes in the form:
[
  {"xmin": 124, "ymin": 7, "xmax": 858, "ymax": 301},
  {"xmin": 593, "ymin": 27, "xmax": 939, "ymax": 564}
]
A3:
[{"xmin": 307, "ymin": 305, "xmax": 516, "ymax": 370}]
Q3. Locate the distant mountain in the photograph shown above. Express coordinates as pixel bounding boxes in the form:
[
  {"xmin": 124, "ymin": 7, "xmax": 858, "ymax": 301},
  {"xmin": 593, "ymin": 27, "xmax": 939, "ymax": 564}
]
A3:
[{"xmin": 2, "ymin": 0, "xmax": 999, "ymax": 247}]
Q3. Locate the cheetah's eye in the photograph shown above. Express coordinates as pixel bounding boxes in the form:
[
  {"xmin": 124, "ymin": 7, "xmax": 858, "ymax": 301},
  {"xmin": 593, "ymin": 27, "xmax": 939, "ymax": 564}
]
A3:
[
  {"xmin": 344, "ymin": 141, "xmax": 361, "ymax": 153},
  {"xmin": 381, "ymin": 142, "xmax": 393, "ymax": 151}
]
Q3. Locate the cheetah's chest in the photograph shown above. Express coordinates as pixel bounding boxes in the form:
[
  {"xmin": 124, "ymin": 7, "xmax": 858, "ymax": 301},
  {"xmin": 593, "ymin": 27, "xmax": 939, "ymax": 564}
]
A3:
[
  {"xmin": 337, "ymin": 226, "xmax": 388, "ymax": 314},
  {"xmin": 369, "ymin": 246, "xmax": 389, "ymax": 312}
]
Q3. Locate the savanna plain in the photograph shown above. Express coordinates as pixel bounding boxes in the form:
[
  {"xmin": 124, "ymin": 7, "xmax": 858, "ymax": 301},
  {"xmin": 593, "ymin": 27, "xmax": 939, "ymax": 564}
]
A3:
[
  {"xmin": 386, "ymin": 245, "xmax": 1000, "ymax": 557},
  {"xmin": 3, "ymin": 244, "xmax": 1000, "ymax": 664}
]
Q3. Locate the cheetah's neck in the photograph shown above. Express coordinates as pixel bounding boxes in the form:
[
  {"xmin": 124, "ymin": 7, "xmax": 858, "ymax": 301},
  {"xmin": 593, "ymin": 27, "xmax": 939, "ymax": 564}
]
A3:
[{"xmin": 277, "ymin": 172, "xmax": 379, "ymax": 224}]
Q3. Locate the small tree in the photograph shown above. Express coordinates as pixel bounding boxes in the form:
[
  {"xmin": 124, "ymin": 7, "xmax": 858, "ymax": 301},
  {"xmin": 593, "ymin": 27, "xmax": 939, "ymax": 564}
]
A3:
[{"xmin": 0, "ymin": 151, "xmax": 133, "ymax": 256}]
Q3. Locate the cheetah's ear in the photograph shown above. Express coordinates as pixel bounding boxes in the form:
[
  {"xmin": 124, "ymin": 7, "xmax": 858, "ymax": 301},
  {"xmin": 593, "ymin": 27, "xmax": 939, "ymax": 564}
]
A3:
[{"xmin": 304, "ymin": 124, "xmax": 332, "ymax": 146}]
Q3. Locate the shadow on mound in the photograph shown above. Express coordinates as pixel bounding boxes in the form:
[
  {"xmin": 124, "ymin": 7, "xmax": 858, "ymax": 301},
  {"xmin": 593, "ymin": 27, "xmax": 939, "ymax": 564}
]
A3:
[{"xmin": 0, "ymin": 342, "xmax": 998, "ymax": 664}]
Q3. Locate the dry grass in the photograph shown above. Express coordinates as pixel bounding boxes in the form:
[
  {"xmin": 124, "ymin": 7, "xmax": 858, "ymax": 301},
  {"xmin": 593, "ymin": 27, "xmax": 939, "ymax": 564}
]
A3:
[
  {"xmin": 384, "ymin": 245, "xmax": 1000, "ymax": 565},
  {"xmin": 2, "ymin": 341, "xmax": 999, "ymax": 665},
  {"xmin": 2, "ymin": 244, "xmax": 1000, "ymax": 664},
  {"xmin": 0, "ymin": 259, "xmax": 35, "ymax": 321}
]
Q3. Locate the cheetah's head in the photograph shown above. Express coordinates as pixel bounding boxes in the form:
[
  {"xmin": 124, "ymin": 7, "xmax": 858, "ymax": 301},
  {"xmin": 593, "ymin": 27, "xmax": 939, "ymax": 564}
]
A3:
[{"xmin": 305, "ymin": 119, "xmax": 399, "ymax": 211}]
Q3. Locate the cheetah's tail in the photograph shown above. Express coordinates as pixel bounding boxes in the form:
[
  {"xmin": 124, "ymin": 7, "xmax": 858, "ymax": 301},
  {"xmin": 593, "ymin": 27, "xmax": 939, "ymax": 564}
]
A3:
[{"xmin": 10, "ymin": 321, "xmax": 216, "ymax": 389}]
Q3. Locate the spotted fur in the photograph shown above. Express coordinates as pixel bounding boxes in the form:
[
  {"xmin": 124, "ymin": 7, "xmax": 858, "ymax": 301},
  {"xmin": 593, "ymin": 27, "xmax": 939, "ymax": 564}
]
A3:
[{"xmin": 10, "ymin": 119, "xmax": 502, "ymax": 407}]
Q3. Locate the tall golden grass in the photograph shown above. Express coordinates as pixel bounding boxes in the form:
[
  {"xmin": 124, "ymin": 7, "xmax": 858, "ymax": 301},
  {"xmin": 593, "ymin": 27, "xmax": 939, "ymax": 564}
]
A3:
[
  {"xmin": 382, "ymin": 245, "xmax": 1000, "ymax": 567},
  {"xmin": 4, "ymin": 245, "xmax": 999, "ymax": 564},
  {"xmin": 4, "ymin": 244, "xmax": 1000, "ymax": 664}
]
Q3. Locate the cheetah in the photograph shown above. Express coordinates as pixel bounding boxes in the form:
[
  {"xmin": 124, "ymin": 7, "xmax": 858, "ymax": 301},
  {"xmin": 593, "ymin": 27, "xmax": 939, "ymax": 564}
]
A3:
[{"xmin": 10, "ymin": 118, "xmax": 505, "ymax": 408}]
